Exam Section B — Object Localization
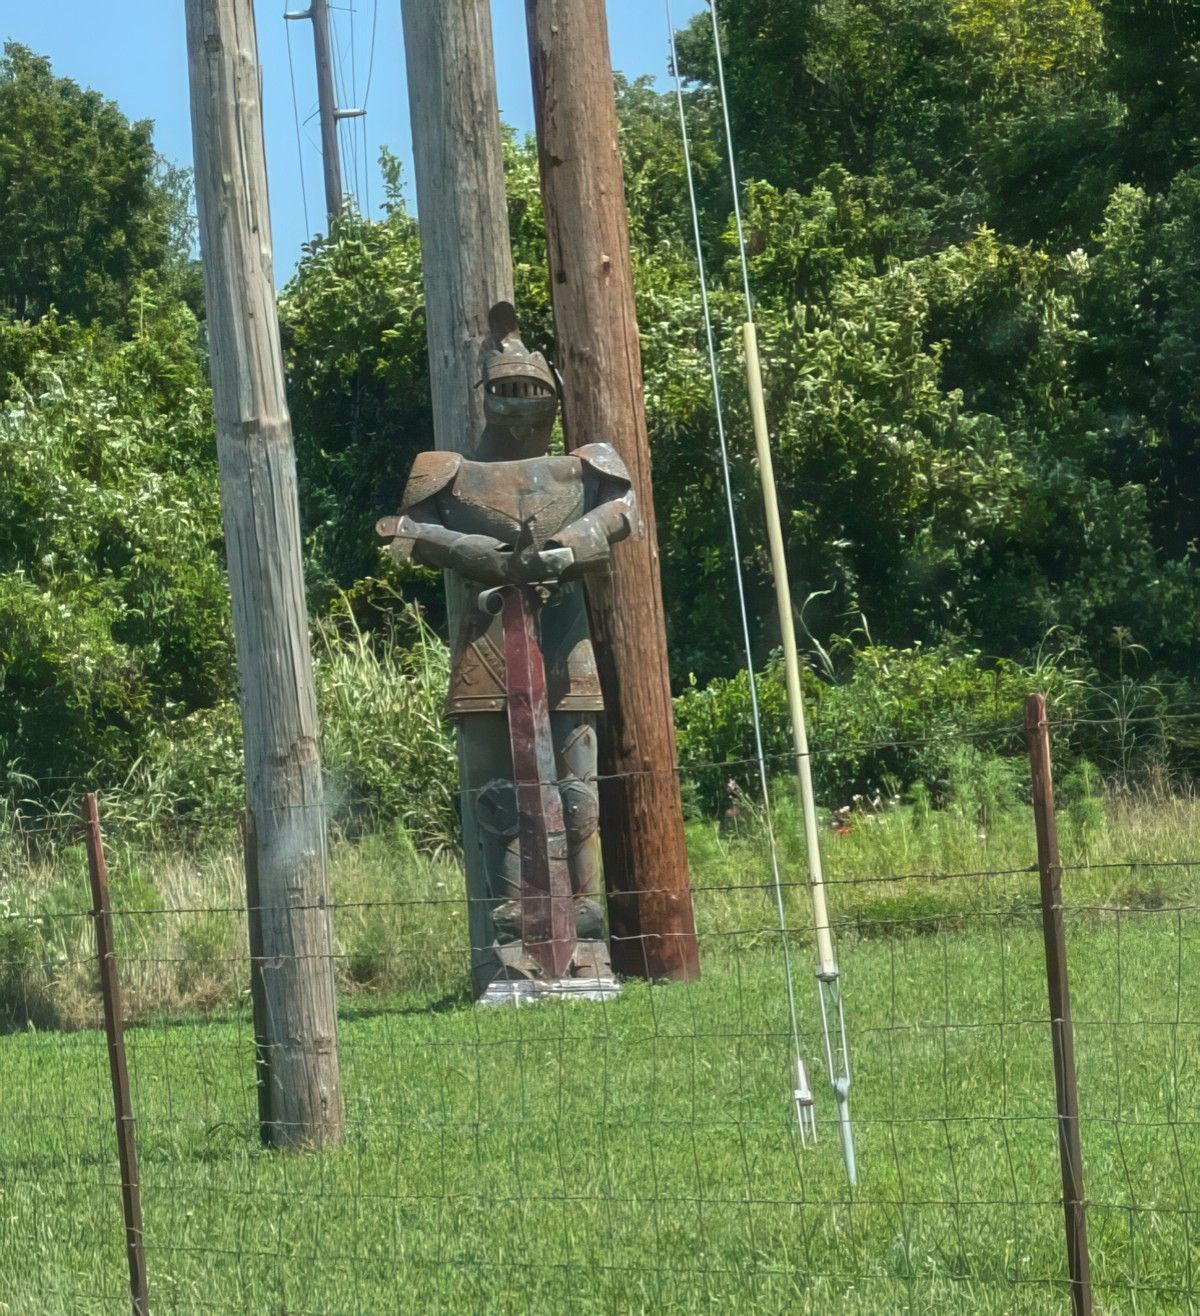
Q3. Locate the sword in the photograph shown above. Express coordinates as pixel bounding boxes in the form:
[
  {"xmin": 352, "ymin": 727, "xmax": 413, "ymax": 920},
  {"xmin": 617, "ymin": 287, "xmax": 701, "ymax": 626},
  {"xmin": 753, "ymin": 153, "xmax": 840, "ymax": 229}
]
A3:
[{"xmin": 480, "ymin": 521, "xmax": 576, "ymax": 979}]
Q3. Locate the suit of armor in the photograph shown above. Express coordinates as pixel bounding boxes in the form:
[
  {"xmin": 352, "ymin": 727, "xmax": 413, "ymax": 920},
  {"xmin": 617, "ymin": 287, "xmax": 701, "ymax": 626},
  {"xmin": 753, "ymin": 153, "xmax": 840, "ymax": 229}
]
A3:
[{"xmin": 379, "ymin": 305, "xmax": 636, "ymax": 982}]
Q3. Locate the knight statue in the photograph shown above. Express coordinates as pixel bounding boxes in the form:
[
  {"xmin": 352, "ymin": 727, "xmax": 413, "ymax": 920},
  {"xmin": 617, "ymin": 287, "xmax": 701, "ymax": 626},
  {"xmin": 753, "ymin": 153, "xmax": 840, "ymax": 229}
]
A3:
[{"xmin": 377, "ymin": 302, "xmax": 636, "ymax": 999}]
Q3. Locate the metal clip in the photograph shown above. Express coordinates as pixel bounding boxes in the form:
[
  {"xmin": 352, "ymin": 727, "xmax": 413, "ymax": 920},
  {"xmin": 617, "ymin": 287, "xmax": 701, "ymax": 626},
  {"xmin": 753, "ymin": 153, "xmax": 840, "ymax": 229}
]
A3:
[{"xmin": 792, "ymin": 1057, "xmax": 817, "ymax": 1146}]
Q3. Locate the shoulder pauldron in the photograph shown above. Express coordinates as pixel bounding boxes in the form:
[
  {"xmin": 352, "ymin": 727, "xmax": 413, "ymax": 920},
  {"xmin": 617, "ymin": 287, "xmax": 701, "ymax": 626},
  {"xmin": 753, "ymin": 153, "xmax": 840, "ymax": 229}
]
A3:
[
  {"xmin": 400, "ymin": 450, "xmax": 463, "ymax": 511},
  {"xmin": 574, "ymin": 442, "xmax": 632, "ymax": 486}
]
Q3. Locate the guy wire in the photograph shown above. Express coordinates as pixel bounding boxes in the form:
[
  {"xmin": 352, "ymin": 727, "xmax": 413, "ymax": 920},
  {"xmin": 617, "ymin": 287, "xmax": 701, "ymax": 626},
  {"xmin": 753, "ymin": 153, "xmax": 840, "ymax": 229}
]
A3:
[
  {"xmin": 361, "ymin": 0, "xmax": 379, "ymax": 216},
  {"xmin": 705, "ymin": 0, "xmax": 753, "ymax": 315},
  {"xmin": 699, "ymin": 0, "xmax": 858, "ymax": 1183},
  {"xmin": 664, "ymin": 0, "xmax": 813, "ymax": 1147}
]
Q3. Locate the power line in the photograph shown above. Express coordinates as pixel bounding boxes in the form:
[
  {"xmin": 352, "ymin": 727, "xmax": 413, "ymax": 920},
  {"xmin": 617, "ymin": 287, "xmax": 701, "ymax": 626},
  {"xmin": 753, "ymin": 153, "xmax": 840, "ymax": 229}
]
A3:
[
  {"xmin": 361, "ymin": 0, "xmax": 378, "ymax": 215},
  {"xmin": 328, "ymin": 5, "xmax": 352, "ymax": 209},
  {"xmin": 329, "ymin": 2, "xmax": 372, "ymax": 214},
  {"xmin": 337, "ymin": 4, "xmax": 361, "ymax": 210}
]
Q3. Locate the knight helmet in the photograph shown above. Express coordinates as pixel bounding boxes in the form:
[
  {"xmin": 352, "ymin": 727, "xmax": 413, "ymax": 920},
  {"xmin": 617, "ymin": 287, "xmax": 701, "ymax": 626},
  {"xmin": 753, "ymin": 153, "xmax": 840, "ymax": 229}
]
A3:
[{"xmin": 480, "ymin": 301, "xmax": 559, "ymax": 450}]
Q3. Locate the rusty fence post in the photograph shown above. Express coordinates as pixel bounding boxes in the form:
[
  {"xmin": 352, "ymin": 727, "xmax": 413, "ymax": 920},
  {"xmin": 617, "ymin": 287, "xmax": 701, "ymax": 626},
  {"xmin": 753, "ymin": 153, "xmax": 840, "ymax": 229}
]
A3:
[
  {"xmin": 81, "ymin": 793, "xmax": 150, "ymax": 1316},
  {"xmin": 1025, "ymin": 695, "xmax": 1093, "ymax": 1316}
]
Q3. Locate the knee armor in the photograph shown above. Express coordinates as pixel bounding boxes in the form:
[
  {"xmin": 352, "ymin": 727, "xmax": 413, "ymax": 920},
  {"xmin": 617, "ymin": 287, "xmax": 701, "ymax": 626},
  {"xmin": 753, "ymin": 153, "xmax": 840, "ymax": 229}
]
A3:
[{"xmin": 477, "ymin": 777, "xmax": 521, "ymax": 940}]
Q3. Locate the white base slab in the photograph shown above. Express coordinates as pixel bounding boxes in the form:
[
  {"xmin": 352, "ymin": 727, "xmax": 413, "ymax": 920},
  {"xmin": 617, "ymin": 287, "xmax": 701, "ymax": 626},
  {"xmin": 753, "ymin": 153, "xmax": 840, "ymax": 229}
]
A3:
[{"xmin": 478, "ymin": 975, "xmax": 621, "ymax": 1007}]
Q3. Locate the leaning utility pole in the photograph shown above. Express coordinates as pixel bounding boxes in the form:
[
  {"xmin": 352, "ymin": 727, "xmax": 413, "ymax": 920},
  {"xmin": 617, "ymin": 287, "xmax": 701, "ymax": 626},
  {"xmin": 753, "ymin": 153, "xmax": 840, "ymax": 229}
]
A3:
[
  {"xmin": 525, "ymin": 0, "xmax": 700, "ymax": 979},
  {"xmin": 400, "ymin": 0, "xmax": 516, "ymax": 994},
  {"xmin": 286, "ymin": 0, "xmax": 359, "ymax": 225},
  {"xmin": 309, "ymin": 0, "xmax": 342, "ymax": 222},
  {"xmin": 185, "ymin": 0, "xmax": 343, "ymax": 1147}
]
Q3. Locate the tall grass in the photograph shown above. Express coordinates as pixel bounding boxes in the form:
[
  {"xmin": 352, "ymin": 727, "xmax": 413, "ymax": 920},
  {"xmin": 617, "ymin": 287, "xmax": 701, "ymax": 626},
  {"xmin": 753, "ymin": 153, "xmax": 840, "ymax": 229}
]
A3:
[
  {"xmin": 312, "ymin": 597, "xmax": 457, "ymax": 854},
  {"xmin": 0, "ymin": 823, "xmax": 469, "ymax": 1031},
  {"xmin": 2, "ymin": 597, "xmax": 459, "ymax": 851},
  {"xmin": 1, "ymin": 775, "xmax": 1197, "ymax": 1029}
]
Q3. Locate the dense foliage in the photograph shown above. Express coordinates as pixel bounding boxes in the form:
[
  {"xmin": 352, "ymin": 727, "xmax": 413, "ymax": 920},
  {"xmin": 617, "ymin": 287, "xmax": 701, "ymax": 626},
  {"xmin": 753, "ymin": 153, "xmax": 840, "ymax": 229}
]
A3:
[
  {"xmin": 1, "ymin": 10, "xmax": 1198, "ymax": 830},
  {"xmin": 0, "ymin": 304, "xmax": 231, "ymax": 792},
  {"xmin": 0, "ymin": 44, "xmax": 191, "ymax": 325},
  {"xmin": 653, "ymin": 0, "xmax": 1200, "ymax": 676},
  {"xmin": 278, "ymin": 158, "xmax": 433, "ymax": 601}
]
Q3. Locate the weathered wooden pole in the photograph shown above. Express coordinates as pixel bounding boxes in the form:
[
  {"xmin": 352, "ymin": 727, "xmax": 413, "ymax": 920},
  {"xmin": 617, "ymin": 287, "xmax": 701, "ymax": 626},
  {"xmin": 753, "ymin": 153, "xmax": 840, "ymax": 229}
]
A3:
[
  {"xmin": 309, "ymin": 0, "xmax": 343, "ymax": 224},
  {"xmin": 185, "ymin": 0, "xmax": 343, "ymax": 1148},
  {"xmin": 524, "ymin": 0, "xmax": 699, "ymax": 979},
  {"xmin": 400, "ymin": 0, "xmax": 516, "ymax": 994}
]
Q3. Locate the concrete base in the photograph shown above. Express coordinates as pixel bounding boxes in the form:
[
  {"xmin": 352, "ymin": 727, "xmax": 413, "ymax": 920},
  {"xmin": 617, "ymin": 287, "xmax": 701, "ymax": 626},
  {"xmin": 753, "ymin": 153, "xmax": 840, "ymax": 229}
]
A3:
[{"xmin": 477, "ymin": 975, "xmax": 622, "ymax": 1007}]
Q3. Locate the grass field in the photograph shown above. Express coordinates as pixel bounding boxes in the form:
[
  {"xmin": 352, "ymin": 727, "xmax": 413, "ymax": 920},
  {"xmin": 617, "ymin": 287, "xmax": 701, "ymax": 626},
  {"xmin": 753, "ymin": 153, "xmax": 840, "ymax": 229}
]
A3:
[{"xmin": 1, "ymin": 793, "xmax": 1197, "ymax": 1312}]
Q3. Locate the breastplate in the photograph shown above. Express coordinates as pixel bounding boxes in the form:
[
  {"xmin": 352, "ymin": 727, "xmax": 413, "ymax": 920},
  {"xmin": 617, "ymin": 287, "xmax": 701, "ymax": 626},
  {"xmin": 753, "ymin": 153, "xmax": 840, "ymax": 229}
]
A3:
[
  {"xmin": 436, "ymin": 456, "xmax": 585, "ymax": 548},
  {"xmin": 438, "ymin": 455, "xmax": 602, "ymax": 717}
]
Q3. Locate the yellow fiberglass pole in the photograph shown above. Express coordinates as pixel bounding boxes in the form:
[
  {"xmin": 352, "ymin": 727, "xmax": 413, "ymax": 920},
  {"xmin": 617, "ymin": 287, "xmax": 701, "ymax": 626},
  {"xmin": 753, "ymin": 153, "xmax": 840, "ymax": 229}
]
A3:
[{"xmin": 742, "ymin": 318, "xmax": 856, "ymax": 1185}]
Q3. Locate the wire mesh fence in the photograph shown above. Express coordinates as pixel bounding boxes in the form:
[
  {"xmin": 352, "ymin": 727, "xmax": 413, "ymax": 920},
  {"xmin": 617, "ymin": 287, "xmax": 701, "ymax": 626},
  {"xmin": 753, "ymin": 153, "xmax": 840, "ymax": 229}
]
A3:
[{"xmin": 0, "ymin": 714, "xmax": 1197, "ymax": 1312}]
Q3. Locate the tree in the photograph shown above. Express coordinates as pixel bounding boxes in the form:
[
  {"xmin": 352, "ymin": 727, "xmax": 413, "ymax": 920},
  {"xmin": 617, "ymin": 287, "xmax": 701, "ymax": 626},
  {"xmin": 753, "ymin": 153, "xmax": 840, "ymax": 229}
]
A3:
[
  {"xmin": 0, "ymin": 305, "xmax": 231, "ymax": 791},
  {"xmin": 0, "ymin": 44, "xmax": 176, "ymax": 324},
  {"xmin": 279, "ymin": 190, "xmax": 432, "ymax": 601}
]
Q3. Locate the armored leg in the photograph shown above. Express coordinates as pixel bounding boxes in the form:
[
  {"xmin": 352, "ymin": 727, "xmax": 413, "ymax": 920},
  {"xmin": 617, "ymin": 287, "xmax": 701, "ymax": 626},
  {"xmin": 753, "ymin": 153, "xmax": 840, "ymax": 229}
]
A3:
[
  {"xmin": 464, "ymin": 713, "xmax": 574, "ymax": 979},
  {"xmin": 461, "ymin": 711, "xmax": 612, "ymax": 981},
  {"xmin": 552, "ymin": 714, "xmax": 611, "ymax": 977},
  {"xmin": 458, "ymin": 715, "xmax": 529, "ymax": 977}
]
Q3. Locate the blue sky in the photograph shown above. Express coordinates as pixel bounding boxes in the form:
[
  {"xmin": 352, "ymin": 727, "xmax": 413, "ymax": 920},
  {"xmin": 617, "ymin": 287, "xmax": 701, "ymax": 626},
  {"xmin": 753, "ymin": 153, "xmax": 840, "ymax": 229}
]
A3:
[{"xmin": 3, "ymin": 1, "xmax": 706, "ymax": 278}]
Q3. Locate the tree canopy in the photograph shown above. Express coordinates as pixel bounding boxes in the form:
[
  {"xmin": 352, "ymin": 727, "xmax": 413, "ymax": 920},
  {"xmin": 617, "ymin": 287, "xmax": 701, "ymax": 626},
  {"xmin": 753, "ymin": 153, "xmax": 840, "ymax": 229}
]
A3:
[
  {"xmin": 0, "ymin": 43, "xmax": 187, "ymax": 325},
  {"xmin": 2, "ymin": 12, "xmax": 1198, "ymax": 811}
]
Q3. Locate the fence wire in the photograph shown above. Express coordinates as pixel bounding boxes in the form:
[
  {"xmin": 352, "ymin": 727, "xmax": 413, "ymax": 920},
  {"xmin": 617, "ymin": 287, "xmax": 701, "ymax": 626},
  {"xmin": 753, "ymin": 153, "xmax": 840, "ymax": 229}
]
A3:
[{"xmin": 0, "ymin": 731, "xmax": 1196, "ymax": 1313}]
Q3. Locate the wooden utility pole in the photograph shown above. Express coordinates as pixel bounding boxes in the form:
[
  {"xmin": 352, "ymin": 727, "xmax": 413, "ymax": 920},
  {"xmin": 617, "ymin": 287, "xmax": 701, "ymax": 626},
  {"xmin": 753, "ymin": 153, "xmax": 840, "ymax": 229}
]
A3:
[
  {"xmin": 400, "ymin": 0, "xmax": 516, "ymax": 994},
  {"xmin": 309, "ymin": 0, "xmax": 342, "ymax": 222},
  {"xmin": 524, "ymin": 0, "xmax": 699, "ymax": 980},
  {"xmin": 285, "ymin": 0, "xmax": 353, "ymax": 226},
  {"xmin": 185, "ymin": 0, "xmax": 343, "ymax": 1148}
]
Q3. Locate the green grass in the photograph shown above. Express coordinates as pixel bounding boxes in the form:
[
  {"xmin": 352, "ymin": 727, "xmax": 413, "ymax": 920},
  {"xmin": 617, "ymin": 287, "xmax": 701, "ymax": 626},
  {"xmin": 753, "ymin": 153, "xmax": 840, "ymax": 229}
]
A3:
[
  {"xmin": 1, "ymin": 791, "xmax": 1198, "ymax": 1312},
  {"xmin": 6, "ymin": 781, "xmax": 1198, "ymax": 1029},
  {"xmin": 1, "ymin": 904, "xmax": 1197, "ymax": 1311}
]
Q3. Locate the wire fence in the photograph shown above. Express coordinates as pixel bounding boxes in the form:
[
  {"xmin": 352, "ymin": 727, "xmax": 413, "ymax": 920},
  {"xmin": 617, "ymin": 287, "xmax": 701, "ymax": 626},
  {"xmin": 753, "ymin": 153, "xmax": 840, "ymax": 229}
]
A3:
[{"xmin": 0, "ymin": 713, "xmax": 1196, "ymax": 1312}]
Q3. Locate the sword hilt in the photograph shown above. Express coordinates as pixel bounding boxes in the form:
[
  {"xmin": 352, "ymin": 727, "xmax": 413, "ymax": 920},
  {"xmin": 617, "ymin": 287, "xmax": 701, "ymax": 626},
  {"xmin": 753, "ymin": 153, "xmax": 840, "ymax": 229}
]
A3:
[{"xmin": 478, "ymin": 549, "xmax": 574, "ymax": 615}]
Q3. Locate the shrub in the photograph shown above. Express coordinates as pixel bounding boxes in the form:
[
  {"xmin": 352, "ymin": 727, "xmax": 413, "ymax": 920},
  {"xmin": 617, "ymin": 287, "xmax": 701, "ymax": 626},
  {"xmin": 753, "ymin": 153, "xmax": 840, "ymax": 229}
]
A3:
[
  {"xmin": 312, "ymin": 594, "xmax": 457, "ymax": 855},
  {"xmin": 85, "ymin": 593, "xmax": 459, "ymax": 855},
  {"xmin": 674, "ymin": 639, "xmax": 1086, "ymax": 812},
  {"xmin": 0, "ymin": 312, "xmax": 230, "ymax": 796}
]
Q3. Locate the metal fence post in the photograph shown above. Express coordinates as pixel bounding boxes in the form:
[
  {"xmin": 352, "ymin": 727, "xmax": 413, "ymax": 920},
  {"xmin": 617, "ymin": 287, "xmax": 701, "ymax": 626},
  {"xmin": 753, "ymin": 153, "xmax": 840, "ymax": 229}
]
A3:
[
  {"xmin": 1025, "ymin": 695, "xmax": 1093, "ymax": 1316},
  {"xmin": 82, "ymin": 793, "xmax": 150, "ymax": 1316}
]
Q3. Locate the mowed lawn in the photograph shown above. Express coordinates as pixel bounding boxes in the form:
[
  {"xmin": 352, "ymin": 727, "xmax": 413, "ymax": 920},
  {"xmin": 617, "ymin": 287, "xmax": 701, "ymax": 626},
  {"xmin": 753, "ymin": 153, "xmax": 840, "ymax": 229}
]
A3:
[{"xmin": 1, "ymin": 904, "xmax": 1196, "ymax": 1314}]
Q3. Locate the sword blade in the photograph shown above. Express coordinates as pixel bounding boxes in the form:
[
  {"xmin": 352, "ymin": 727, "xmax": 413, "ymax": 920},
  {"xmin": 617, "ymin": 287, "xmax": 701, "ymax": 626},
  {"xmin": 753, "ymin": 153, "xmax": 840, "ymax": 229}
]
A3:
[{"xmin": 501, "ymin": 585, "xmax": 575, "ymax": 978}]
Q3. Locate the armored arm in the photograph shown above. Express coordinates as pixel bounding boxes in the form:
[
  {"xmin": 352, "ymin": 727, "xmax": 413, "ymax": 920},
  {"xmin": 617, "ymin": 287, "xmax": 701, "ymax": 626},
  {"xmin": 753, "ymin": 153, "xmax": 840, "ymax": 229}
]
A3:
[
  {"xmin": 376, "ymin": 451, "xmax": 511, "ymax": 586},
  {"xmin": 385, "ymin": 509, "xmax": 513, "ymax": 584},
  {"xmin": 545, "ymin": 443, "xmax": 638, "ymax": 577}
]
